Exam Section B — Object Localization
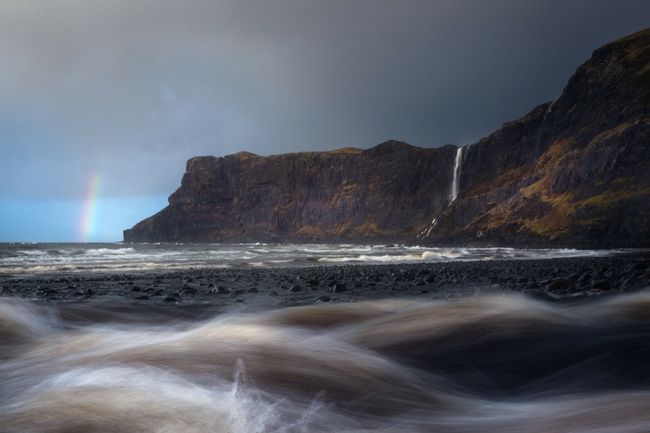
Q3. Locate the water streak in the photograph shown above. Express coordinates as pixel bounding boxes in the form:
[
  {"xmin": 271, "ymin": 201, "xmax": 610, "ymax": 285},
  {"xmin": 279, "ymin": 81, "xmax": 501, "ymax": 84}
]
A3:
[{"xmin": 2, "ymin": 293, "xmax": 650, "ymax": 432}]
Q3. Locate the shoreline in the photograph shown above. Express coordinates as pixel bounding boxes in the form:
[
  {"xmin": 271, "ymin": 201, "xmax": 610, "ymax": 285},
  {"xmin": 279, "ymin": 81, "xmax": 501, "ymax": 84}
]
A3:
[{"xmin": 1, "ymin": 251, "xmax": 648, "ymax": 307}]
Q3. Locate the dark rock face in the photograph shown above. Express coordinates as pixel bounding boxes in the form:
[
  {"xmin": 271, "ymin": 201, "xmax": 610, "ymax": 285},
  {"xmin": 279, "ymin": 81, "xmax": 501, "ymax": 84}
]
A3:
[
  {"xmin": 125, "ymin": 28, "xmax": 650, "ymax": 247},
  {"xmin": 424, "ymin": 28, "xmax": 650, "ymax": 247},
  {"xmin": 124, "ymin": 142, "xmax": 457, "ymax": 243}
]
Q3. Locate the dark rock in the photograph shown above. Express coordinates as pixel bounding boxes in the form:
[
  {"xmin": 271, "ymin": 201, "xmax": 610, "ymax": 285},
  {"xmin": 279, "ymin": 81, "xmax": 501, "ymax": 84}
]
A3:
[
  {"xmin": 288, "ymin": 285, "xmax": 302, "ymax": 293},
  {"xmin": 315, "ymin": 295, "xmax": 332, "ymax": 302},
  {"xmin": 331, "ymin": 283, "xmax": 347, "ymax": 293},
  {"xmin": 545, "ymin": 278, "xmax": 573, "ymax": 292},
  {"xmin": 591, "ymin": 278, "xmax": 610, "ymax": 290},
  {"xmin": 182, "ymin": 286, "xmax": 198, "ymax": 295}
]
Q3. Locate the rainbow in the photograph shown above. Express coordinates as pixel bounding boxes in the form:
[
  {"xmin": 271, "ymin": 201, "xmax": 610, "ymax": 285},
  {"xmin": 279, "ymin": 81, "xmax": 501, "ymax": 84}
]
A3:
[{"xmin": 79, "ymin": 172, "xmax": 102, "ymax": 242}]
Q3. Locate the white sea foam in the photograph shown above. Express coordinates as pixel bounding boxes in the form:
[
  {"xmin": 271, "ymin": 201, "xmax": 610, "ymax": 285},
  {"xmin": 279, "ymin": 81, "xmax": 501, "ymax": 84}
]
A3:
[
  {"xmin": 0, "ymin": 243, "xmax": 634, "ymax": 275},
  {"xmin": 83, "ymin": 247, "xmax": 136, "ymax": 256}
]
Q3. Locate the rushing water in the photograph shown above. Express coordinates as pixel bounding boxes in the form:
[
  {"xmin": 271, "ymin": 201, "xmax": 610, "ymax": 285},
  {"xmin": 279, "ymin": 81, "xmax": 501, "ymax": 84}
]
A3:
[
  {"xmin": 0, "ymin": 242, "xmax": 624, "ymax": 275},
  {"xmin": 2, "ymin": 293, "xmax": 650, "ymax": 432}
]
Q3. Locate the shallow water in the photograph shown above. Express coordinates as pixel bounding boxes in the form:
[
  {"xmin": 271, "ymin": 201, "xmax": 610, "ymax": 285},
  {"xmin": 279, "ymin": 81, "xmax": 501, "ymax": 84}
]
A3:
[
  {"xmin": 3, "ymin": 292, "xmax": 650, "ymax": 432},
  {"xmin": 0, "ymin": 242, "xmax": 626, "ymax": 274}
]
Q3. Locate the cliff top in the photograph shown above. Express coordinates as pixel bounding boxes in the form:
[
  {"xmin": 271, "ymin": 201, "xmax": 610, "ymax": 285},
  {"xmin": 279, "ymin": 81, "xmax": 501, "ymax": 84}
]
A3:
[{"xmin": 186, "ymin": 140, "xmax": 439, "ymax": 168}]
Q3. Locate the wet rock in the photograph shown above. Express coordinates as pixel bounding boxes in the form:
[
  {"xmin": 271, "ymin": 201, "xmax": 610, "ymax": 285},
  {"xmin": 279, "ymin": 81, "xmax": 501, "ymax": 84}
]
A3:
[
  {"xmin": 591, "ymin": 278, "xmax": 610, "ymax": 290},
  {"xmin": 182, "ymin": 286, "xmax": 198, "ymax": 295},
  {"xmin": 44, "ymin": 288, "xmax": 59, "ymax": 297},
  {"xmin": 545, "ymin": 278, "xmax": 573, "ymax": 292}
]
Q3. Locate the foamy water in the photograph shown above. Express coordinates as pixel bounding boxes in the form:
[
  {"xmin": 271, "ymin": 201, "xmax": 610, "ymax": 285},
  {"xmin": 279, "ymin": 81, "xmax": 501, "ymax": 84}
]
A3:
[
  {"xmin": 2, "ymin": 293, "xmax": 650, "ymax": 432},
  {"xmin": 0, "ymin": 242, "xmax": 627, "ymax": 275}
]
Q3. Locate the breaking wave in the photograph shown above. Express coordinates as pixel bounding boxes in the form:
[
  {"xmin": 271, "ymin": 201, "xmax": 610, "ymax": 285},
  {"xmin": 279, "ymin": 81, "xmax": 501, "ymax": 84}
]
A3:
[{"xmin": 0, "ymin": 242, "xmax": 630, "ymax": 275}]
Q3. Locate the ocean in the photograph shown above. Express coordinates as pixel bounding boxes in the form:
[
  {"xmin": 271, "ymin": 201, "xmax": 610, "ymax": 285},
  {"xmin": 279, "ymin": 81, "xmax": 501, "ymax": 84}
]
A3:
[{"xmin": 0, "ymin": 242, "xmax": 623, "ymax": 275}]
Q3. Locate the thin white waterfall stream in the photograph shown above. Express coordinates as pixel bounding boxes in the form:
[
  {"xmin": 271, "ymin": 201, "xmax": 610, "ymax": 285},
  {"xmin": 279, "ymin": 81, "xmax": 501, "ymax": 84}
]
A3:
[{"xmin": 449, "ymin": 146, "xmax": 463, "ymax": 204}]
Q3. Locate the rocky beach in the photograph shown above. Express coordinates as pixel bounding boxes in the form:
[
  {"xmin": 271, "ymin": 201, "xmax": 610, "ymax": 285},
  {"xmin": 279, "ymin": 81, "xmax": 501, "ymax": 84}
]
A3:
[{"xmin": 3, "ymin": 250, "xmax": 648, "ymax": 308}]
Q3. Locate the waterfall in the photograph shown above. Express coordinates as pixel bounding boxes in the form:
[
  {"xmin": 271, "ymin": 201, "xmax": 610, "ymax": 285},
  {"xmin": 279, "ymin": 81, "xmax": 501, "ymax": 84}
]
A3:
[
  {"xmin": 449, "ymin": 146, "xmax": 463, "ymax": 205},
  {"xmin": 416, "ymin": 217, "xmax": 438, "ymax": 240}
]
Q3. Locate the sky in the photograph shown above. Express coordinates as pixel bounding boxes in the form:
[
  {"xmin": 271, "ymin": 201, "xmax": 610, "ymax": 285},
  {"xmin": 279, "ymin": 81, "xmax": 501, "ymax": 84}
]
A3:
[{"xmin": 1, "ymin": 0, "xmax": 649, "ymax": 242}]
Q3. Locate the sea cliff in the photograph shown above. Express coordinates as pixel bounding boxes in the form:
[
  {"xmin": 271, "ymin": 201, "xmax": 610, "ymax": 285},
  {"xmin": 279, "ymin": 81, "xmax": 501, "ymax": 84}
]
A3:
[{"xmin": 125, "ymin": 28, "xmax": 650, "ymax": 247}]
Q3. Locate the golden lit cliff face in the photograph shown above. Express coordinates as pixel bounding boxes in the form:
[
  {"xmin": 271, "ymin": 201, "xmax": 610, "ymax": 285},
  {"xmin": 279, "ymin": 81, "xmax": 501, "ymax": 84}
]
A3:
[{"xmin": 428, "ymin": 28, "xmax": 650, "ymax": 247}]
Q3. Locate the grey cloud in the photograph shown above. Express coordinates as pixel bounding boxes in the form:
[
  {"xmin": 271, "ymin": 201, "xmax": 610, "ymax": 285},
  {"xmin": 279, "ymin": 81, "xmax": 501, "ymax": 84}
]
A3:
[{"xmin": 0, "ymin": 0, "xmax": 648, "ymax": 199}]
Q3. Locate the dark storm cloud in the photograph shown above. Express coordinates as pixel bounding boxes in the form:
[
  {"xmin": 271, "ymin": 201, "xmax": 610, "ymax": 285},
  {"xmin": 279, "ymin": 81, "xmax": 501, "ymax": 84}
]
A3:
[{"xmin": 1, "ymin": 0, "xmax": 649, "ymax": 199}]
